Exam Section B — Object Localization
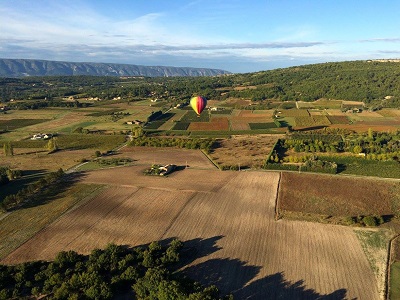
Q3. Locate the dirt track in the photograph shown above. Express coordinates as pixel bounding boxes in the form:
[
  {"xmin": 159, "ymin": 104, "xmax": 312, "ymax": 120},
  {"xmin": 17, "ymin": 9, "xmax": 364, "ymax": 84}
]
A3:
[{"xmin": 2, "ymin": 166, "xmax": 380, "ymax": 299}]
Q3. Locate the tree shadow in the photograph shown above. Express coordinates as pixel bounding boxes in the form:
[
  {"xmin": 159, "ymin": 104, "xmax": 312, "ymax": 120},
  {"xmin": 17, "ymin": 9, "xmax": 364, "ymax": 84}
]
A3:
[
  {"xmin": 20, "ymin": 169, "xmax": 48, "ymax": 176},
  {"xmin": 182, "ymin": 258, "xmax": 261, "ymax": 296},
  {"xmin": 134, "ymin": 235, "xmax": 224, "ymax": 269},
  {"xmin": 171, "ymin": 235, "xmax": 349, "ymax": 300},
  {"xmin": 234, "ymin": 272, "xmax": 349, "ymax": 300},
  {"xmin": 178, "ymin": 236, "xmax": 224, "ymax": 266},
  {"xmin": 18, "ymin": 171, "xmax": 86, "ymax": 210},
  {"xmin": 294, "ymin": 126, "xmax": 328, "ymax": 132},
  {"xmin": 336, "ymin": 163, "xmax": 346, "ymax": 173}
]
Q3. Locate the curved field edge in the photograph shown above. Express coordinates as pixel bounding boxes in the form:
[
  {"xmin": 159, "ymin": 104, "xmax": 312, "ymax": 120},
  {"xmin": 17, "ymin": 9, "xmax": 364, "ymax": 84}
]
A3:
[{"xmin": 0, "ymin": 183, "xmax": 104, "ymax": 260}]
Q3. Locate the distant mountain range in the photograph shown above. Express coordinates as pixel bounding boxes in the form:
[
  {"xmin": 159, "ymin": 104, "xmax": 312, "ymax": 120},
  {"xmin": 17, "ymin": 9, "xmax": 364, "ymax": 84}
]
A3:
[{"xmin": 0, "ymin": 59, "xmax": 231, "ymax": 77}]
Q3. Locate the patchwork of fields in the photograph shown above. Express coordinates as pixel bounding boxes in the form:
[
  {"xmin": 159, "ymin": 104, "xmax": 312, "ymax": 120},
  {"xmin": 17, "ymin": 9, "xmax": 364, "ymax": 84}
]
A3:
[{"xmin": 2, "ymin": 165, "xmax": 380, "ymax": 299}]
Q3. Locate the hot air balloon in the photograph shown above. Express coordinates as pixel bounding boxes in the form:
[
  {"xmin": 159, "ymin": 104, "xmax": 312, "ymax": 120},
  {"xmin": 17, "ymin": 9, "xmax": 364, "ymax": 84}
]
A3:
[{"xmin": 190, "ymin": 96, "xmax": 207, "ymax": 116}]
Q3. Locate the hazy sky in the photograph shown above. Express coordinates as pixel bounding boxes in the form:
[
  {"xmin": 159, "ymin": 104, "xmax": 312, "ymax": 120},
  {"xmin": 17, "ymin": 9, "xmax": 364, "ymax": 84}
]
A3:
[{"xmin": 1, "ymin": 0, "xmax": 400, "ymax": 73}]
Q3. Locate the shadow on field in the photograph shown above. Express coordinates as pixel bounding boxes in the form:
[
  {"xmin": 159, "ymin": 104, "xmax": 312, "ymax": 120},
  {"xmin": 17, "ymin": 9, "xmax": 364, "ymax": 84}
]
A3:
[
  {"xmin": 174, "ymin": 236, "xmax": 348, "ymax": 300},
  {"xmin": 234, "ymin": 272, "xmax": 348, "ymax": 300},
  {"xmin": 21, "ymin": 172, "xmax": 86, "ymax": 210},
  {"xmin": 0, "ymin": 171, "xmax": 47, "ymax": 200}
]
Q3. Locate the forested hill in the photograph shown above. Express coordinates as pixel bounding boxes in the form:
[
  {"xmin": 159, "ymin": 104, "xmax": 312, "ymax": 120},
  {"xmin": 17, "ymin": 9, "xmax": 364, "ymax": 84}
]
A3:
[
  {"xmin": 0, "ymin": 59, "xmax": 230, "ymax": 77},
  {"xmin": 225, "ymin": 60, "xmax": 400, "ymax": 106},
  {"xmin": 1, "ymin": 60, "xmax": 400, "ymax": 108}
]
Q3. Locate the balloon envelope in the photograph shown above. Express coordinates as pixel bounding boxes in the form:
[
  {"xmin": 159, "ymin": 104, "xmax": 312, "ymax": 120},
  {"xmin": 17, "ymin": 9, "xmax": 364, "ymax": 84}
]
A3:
[{"xmin": 190, "ymin": 96, "xmax": 207, "ymax": 115}]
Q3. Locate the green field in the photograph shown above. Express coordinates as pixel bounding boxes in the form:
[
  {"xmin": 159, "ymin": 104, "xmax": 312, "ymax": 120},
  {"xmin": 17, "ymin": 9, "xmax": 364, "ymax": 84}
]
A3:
[
  {"xmin": 180, "ymin": 110, "xmax": 210, "ymax": 122},
  {"xmin": 390, "ymin": 261, "xmax": 400, "ymax": 299},
  {"xmin": 0, "ymin": 119, "xmax": 50, "ymax": 130},
  {"xmin": 249, "ymin": 122, "xmax": 277, "ymax": 129},
  {"xmin": 172, "ymin": 122, "xmax": 190, "ymax": 130},
  {"xmin": 321, "ymin": 155, "xmax": 400, "ymax": 178}
]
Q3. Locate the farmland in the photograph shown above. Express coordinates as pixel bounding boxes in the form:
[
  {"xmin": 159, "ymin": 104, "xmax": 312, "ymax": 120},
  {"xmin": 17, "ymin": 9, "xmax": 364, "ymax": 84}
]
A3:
[
  {"xmin": 208, "ymin": 134, "xmax": 282, "ymax": 169},
  {"xmin": 0, "ymin": 161, "xmax": 384, "ymax": 299},
  {"xmin": 277, "ymin": 172, "xmax": 400, "ymax": 222},
  {"xmin": 1, "ymin": 75, "xmax": 400, "ymax": 298}
]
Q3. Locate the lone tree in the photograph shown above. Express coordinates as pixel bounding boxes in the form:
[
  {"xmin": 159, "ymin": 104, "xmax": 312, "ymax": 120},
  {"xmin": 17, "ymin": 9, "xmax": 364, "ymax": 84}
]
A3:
[
  {"xmin": 3, "ymin": 142, "xmax": 13, "ymax": 156},
  {"xmin": 46, "ymin": 138, "xmax": 58, "ymax": 153}
]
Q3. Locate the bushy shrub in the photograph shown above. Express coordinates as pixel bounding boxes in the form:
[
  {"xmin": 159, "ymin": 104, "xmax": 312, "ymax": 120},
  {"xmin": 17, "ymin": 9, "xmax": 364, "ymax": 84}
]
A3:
[{"xmin": 362, "ymin": 216, "xmax": 378, "ymax": 226}]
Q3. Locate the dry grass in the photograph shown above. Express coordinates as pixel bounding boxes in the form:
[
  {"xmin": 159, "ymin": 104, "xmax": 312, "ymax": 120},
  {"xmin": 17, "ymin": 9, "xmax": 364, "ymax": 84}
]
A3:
[
  {"xmin": 0, "ymin": 148, "xmax": 95, "ymax": 172},
  {"xmin": 230, "ymin": 120, "xmax": 250, "ymax": 130},
  {"xmin": 119, "ymin": 146, "xmax": 216, "ymax": 170},
  {"xmin": 209, "ymin": 134, "xmax": 280, "ymax": 169}
]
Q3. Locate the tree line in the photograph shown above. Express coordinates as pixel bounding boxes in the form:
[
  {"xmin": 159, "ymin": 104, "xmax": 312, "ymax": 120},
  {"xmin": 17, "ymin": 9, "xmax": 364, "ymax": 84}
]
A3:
[
  {"xmin": 0, "ymin": 240, "xmax": 231, "ymax": 299},
  {"xmin": 129, "ymin": 136, "xmax": 215, "ymax": 153}
]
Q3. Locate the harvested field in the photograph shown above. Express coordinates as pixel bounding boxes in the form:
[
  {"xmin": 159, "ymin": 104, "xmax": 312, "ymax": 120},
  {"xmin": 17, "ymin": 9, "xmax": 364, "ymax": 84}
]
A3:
[
  {"xmin": 327, "ymin": 115, "xmax": 349, "ymax": 124},
  {"xmin": 188, "ymin": 117, "xmax": 229, "ymax": 131},
  {"xmin": 208, "ymin": 134, "xmax": 284, "ymax": 169},
  {"xmin": 229, "ymin": 120, "xmax": 250, "ymax": 131},
  {"xmin": 376, "ymin": 109, "xmax": 400, "ymax": 117},
  {"xmin": 278, "ymin": 172, "xmax": 400, "ymax": 217},
  {"xmin": 326, "ymin": 109, "xmax": 347, "ymax": 116},
  {"xmin": 27, "ymin": 112, "xmax": 89, "ymax": 132},
  {"xmin": 2, "ymin": 168, "xmax": 380, "ymax": 299}
]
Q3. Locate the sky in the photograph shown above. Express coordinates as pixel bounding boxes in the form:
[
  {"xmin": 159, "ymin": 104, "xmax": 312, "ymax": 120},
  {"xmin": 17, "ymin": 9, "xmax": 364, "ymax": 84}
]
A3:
[{"xmin": 1, "ymin": 0, "xmax": 400, "ymax": 73}]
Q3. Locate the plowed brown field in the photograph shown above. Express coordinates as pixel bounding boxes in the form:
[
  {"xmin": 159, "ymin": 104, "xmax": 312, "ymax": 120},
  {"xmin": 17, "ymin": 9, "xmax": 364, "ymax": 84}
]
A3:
[{"xmin": 2, "ymin": 166, "xmax": 380, "ymax": 299}]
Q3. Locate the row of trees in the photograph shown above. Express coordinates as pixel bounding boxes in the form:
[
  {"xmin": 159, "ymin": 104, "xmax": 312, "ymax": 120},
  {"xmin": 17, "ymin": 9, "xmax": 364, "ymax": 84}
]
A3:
[
  {"xmin": 283, "ymin": 129, "xmax": 400, "ymax": 161},
  {"xmin": 0, "ymin": 168, "xmax": 64, "ymax": 212},
  {"xmin": 129, "ymin": 136, "xmax": 215, "ymax": 153},
  {"xmin": 0, "ymin": 240, "xmax": 230, "ymax": 299}
]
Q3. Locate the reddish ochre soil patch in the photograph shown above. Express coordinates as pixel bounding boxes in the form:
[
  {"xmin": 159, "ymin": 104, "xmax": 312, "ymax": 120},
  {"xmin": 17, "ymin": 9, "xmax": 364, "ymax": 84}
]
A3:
[
  {"xmin": 2, "ymin": 166, "xmax": 380, "ymax": 299},
  {"xmin": 188, "ymin": 117, "xmax": 230, "ymax": 131},
  {"xmin": 278, "ymin": 172, "xmax": 400, "ymax": 217}
]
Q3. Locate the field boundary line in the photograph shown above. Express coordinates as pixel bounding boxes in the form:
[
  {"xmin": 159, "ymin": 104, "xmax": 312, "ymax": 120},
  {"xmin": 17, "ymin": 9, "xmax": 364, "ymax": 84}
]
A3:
[
  {"xmin": 160, "ymin": 192, "xmax": 198, "ymax": 240},
  {"xmin": 274, "ymin": 172, "xmax": 282, "ymax": 220},
  {"xmin": 0, "ymin": 184, "xmax": 105, "ymax": 262},
  {"xmin": 200, "ymin": 149, "xmax": 221, "ymax": 170},
  {"xmin": 64, "ymin": 186, "xmax": 138, "ymax": 249},
  {"xmin": 386, "ymin": 233, "xmax": 400, "ymax": 300}
]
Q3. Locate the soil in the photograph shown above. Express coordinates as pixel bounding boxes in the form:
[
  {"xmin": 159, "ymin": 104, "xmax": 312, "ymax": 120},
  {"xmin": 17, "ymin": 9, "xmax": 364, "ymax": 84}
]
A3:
[
  {"xmin": 209, "ymin": 134, "xmax": 282, "ymax": 169},
  {"xmin": 2, "ymin": 165, "xmax": 380, "ymax": 299}
]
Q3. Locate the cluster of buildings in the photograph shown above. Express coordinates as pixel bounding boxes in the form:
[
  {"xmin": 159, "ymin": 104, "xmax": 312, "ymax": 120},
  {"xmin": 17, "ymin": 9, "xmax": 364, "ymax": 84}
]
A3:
[{"xmin": 30, "ymin": 133, "xmax": 53, "ymax": 140}]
